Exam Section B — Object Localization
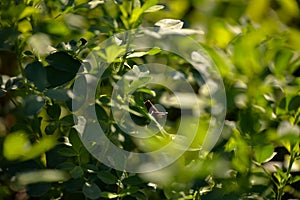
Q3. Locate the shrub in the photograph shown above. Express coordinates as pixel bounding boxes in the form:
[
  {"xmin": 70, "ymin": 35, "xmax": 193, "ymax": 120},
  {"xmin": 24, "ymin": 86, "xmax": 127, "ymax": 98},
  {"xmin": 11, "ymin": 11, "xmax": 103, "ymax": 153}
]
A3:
[{"xmin": 0, "ymin": 0, "xmax": 299, "ymax": 199}]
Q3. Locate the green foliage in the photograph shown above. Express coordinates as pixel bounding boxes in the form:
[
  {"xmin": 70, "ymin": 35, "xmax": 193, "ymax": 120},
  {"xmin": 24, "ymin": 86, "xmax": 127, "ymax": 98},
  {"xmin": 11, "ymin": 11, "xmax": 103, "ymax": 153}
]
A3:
[{"xmin": 0, "ymin": 0, "xmax": 300, "ymax": 200}]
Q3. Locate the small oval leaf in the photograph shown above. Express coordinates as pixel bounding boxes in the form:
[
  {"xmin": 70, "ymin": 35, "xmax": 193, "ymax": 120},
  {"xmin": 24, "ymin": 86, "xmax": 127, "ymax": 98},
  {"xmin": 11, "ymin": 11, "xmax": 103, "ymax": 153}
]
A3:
[
  {"xmin": 155, "ymin": 19, "xmax": 184, "ymax": 29},
  {"xmin": 46, "ymin": 104, "xmax": 61, "ymax": 119},
  {"xmin": 97, "ymin": 171, "xmax": 118, "ymax": 184},
  {"xmin": 82, "ymin": 182, "xmax": 101, "ymax": 200}
]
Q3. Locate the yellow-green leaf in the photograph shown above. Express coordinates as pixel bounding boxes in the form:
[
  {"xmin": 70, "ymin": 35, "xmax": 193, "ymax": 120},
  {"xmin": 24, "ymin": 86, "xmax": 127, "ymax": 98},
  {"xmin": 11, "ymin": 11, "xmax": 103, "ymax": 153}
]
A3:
[
  {"xmin": 3, "ymin": 131, "xmax": 30, "ymax": 160},
  {"xmin": 254, "ymin": 144, "xmax": 275, "ymax": 164}
]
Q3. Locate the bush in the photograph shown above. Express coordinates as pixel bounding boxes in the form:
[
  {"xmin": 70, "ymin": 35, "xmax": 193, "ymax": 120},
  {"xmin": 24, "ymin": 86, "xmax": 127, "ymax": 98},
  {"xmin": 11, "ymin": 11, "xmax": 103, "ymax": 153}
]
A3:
[{"xmin": 0, "ymin": 0, "xmax": 299, "ymax": 199}]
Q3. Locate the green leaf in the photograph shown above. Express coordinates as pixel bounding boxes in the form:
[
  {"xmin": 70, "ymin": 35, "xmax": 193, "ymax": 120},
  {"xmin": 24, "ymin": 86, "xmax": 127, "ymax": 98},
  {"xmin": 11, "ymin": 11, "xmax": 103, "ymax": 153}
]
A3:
[
  {"xmin": 147, "ymin": 47, "xmax": 161, "ymax": 55},
  {"xmin": 60, "ymin": 114, "xmax": 75, "ymax": 126},
  {"xmin": 105, "ymin": 44, "xmax": 126, "ymax": 63},
  {"xmin": 126, "ymin": 48, "xmax": 160, "ymax": 58},
  {"xmin": 289, "ymin": 175, "xmax": 300, "ymax": 184},
  {"xmin": 97, "ymin": 171, "xmax": 118, "ymax": 184},
  {"xmin": 69, "ymin": 128, "xmax": 82, "ymax": 152},
  {"xmin": 79, "ymin": 147, "xmax": 90, "ymax": 164},
  {"xmin": 72, "ymin": 75, "xmax": 87, "ymax": 110},
  {"xmin": 56, "ymin": 161, "xmax": 76, "ymax": 170},
  {"xmin": 100, "ymin": 192, "xmax": 119, "ymax": 199},
  {"xmin": 3, "ymin": 131, "xmax": 30, "ymax": 160},
  {"xmin": 17, "ymin": 170, "xmax": 70, "ymax": 185},
  {"xmin": 279, "ymin": 97, "xmax": 287, "ymax": 109},
  {"xmin": 70, "ymin": 166, "xmax": 84, "ymax": 179},
  {"xmin": 23, "ymin": 95, "xmax": 44, "ymax": 115},
  {"xmin": 82, "ymin": 163, "xmax": 98, "ymax": 172},
  {"xmin": 45, "ymin": 66, "xmax": 77, "ymax": 87},
  {"xmin": 18, "ymin": 7, "xmax": 40, "ymax": 20},
  {"xmin": 129, "ymin": 0, "xmax": 158, "ymax": 25},
  {"xmin": 136, "ymin": 88, "xmax": 156, "ymax": 96},
  {"xmin": 46, "ymin": 104, "xmax": 61, "ymax": 119},
  {"xmin": 82, "ymin": 182, "xmax": 101, "ymax": 200},
  {"xmin": 57, "ymin": 147, "xmax": 78, "ymax": 157},
  {"xmin": 64, "ymin": 178, "xmax": 84, "ymax": 192},
  {"xmin": 3, "ymin": 131, "xmax": 56, "ymax": 161},
  {"xmin": 45, "ymin": 52, "xmax": 81, "ymax": 73},
  {"xmin": 144, "ymin": 5, "xmax": 165, "ymax": 13},
  {"xmin": 254, "ymin": 144, "xmax": 275, "ymax": 164},
  {"xmin": 44, "ymin": 20, "xmax": 71, "ymax": 36},
  {"xmin": 122, "ymin": 175, "xmax": 144, "ymax": 186},
  {"xmin": 45, "ymin": 124, "xmax": 56, "ymax": 135},
  {"xmin": 0, "ymin": 89, "xmax": 6, "ymax": 97},
  {"xmin": 22, "ymin": 136, "xmax": 57, "ymax": 161},
  {"xmin": 155, "ymin": 19, "xmax": 184, "ymax": 29},
  {"xmin": 24, "ymin": 61, "xmax": 47, "ymax": 91},
  {"xmin": 274, "ymin": 165, "xmax": 286, "ymax": 183},
  {"xmin": 119, "ymin": 186, "xmax": 140, "ymax": 196},
  {"xmin": 288, "ymin": 95, "xmax": 300, "ymax": 112},
  {"xmin": 87, "ymin": 0, "xmax": 105, "ymax": 9},
  {"xmin": 274, "ymin": 48, "xmax": 293, "ymax": 73},
  {"xmin": 45, "ymin": 89, "xmax": 69, "ymax": 101},
  {"xmin": 28, "ymin": 33, "xmax": 52, "ymax": 56},
  {"xmin": 26, "ymin": 183, "xmax": 51, "ymax": 197},
  {"xmin": 114, "ymin": 0, "xmax": 123, "ymax": 5},
  {"xmin": 95, "ymin": 104, "xmax": 108, "ymax": 121},
  {"xmin": 127, "ymin": 51, "xmax": 149, "ymax": 58}
]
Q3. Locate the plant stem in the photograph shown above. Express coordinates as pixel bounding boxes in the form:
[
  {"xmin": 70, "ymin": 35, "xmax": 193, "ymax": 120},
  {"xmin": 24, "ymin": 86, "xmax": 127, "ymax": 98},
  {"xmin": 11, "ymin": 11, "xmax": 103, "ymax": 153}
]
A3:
[
  {"xmin": 15, "ymin": 40, "xmax": 30, "ymax": 93},
  {"xmin": 276, "ymin": 151, "xmax": 296, "ymax": 200}
]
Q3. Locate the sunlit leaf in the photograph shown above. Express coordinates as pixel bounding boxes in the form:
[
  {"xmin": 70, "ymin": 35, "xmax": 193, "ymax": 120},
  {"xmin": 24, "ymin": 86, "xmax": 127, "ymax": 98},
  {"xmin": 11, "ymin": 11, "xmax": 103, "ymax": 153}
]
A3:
[
  {"xmin": 254, "ymin": 145, "xmax": 276, "ymax": 164},
  {"xmin": 145, "ymin": 5, "xmax": 165, "ymax": 13},
  {"xmin": 44, "ymin": 21, "xmax": 71, "ymax": 36},
  {"xmin": 28, "ymin": 33, "xmax": 53, "ymax": 56},
  {"xmin": 129, "ymin": 0, "xmax": 158, "ymax": 25},
  {"xmin": 17, "ymin": 19, "xmax": 32, "ymax": 33},
  {"xmin": 100, "ymin": 192, "xmax": 119, "ymax": 199},
  {"xmin": 22, "ymin": 136, "xmax": 57, "ymax": 161},
  {"xmin": 147, "ymin": 47, "xmax": 161, "ymax": 55},
  {"xmin": 289, "ymin": 175, "xmax": 300, "ymax": 184},
  {"xmin": 3, "ymin": 131, "xmax": 30, "ymax": 160},
  {"xmin": 88, "ymin": 0, "xmax": 104, "ymax": 9},
  {"xmin": 155, "ymin": 19, "xmax": 184, "ymax": 29},
  {"xmin": 17, "ymin": 170, "xmax": 70, "ymax": 185},
  {"xmin": 136, "ymin": 88, "xmax": 156, "ymax": 96},
  {"xmin": 246, "ymin": 0, "xmax": 271, "ymax": 21},
  {"xmin": 3, "ymin": 131, "xmax": 56, "ymax": 161},
  {"xmin": 105, "ymin": 44, "xmax": 126, "ymax": 63},
  {"xmin": 127, "ymin": 51, "xmax": 148, "ymax": 58},
  {"xmin": 114, "ymin": 0, "xmax": 123, "ymax": 5},
  {"xmin": 18, "ymin": 7, "xmax": 40, "ymax": 20},
  {"xmin": 274, "ymin": 48, "xmax": 293, "ymax": 73}
]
